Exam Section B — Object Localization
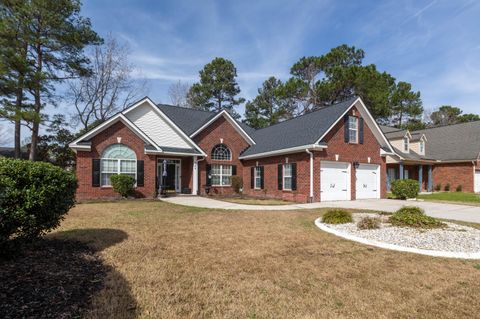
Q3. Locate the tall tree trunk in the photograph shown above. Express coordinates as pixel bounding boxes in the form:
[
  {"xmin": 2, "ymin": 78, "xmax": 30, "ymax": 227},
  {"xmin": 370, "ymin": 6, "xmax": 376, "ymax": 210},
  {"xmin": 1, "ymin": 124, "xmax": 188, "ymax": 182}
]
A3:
[
  {"xmin": 14, "ymin": 119, "xmax": 21, "ymax": 158},
  {"xmin": 29, "ymin": 93, "xmax": 40, "ymax": 161},
  {"xmin": 14, "ymin": 43, "xmax": 27, "ymax": 159},
  {"xmin": 30, "ymin": 43, "xmax": 42, "ymax": 161},
  {"xmin": 14, "ymin": 87, "xmax": 22, "ymax": 159}
]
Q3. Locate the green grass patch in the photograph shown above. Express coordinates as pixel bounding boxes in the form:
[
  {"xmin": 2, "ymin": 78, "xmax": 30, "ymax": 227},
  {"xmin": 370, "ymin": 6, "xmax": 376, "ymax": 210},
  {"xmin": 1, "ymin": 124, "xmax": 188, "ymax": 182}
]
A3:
[{"xmin": 417, "ymin": 192, "xmax": 480, "ymax": 205}]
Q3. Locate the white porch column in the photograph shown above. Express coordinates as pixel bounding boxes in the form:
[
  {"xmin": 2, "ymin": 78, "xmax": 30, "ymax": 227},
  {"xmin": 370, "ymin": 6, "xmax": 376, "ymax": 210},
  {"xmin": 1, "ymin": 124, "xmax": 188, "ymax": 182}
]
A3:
[{"xmin": 192, "ymin": 156, "xmax": 198, "ymax": 195}]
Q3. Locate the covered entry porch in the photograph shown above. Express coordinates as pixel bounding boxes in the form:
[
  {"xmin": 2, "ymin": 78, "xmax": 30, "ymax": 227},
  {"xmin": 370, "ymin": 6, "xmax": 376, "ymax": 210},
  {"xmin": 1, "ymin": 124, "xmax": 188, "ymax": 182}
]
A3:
[
  {"xmin": 151, "ymin": 154, "xmax": 203, "ymax": 196},
  {"xmin": 387, "ymin": 161, "xmax": 435, "ymax": 192}
]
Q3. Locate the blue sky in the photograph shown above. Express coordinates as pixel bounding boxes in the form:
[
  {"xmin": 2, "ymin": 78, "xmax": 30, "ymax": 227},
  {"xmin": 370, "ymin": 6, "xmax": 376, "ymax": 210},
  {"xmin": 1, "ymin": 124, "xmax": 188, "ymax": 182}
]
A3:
[{"xmin": 1, "ymin": 0, "xmax": 480, "ymax": 145}]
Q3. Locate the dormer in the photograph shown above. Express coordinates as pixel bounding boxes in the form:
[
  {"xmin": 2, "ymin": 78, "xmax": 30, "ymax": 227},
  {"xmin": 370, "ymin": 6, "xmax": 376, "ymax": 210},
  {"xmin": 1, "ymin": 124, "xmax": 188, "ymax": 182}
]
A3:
[
  {"xmin": 410, "ymin": 134, "xmax": 427, "ymax": 155},
  {"xmin": 402, "ymin": 131, "xmax": 412, "ymax": 153}
]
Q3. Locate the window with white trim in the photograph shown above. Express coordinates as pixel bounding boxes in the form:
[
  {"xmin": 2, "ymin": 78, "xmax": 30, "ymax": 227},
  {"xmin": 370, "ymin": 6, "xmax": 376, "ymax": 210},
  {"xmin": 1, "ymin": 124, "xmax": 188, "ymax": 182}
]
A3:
[
  {"xmin": 283, "ymin": 163, "xmax": 292, "ymax": 190},
  {"xmin": 403, "ymin": 137, "xmax": 409, "ymax": 152},
  {"xmin": 348, "ymin": 116, "xmax": 358, "ymax": 143},
  {"xmin": 211, "ymin": 164, "xmax": 232, "ymax": 186},
  {"xmin": 254, "ymin": 167, "xmax": 262, "ymax": 189},
  {"xmin": 419, "ymin": 140, "xmax": 425, "ymax": 154},
  {"xmin": 211, "ymin": 144, "xmax": 231, "ymax": 161},
  {"xmin": 100, "ymin": 144, "xmax": 136, "ymax": 186}
]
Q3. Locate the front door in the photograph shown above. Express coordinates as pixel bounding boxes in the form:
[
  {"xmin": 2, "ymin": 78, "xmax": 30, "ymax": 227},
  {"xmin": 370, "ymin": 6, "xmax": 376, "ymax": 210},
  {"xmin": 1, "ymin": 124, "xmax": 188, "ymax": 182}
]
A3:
[{"xmin": 158, "ymin": 159, "xmax": 181, "ymax": 193}]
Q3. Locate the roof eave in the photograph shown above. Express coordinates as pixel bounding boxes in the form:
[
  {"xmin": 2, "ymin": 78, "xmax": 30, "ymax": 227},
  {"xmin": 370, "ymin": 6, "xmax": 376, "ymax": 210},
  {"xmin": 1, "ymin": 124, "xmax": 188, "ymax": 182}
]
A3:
[{"xmin": 239, "ymin": 144, "xmax": 327, "ymax": 160}]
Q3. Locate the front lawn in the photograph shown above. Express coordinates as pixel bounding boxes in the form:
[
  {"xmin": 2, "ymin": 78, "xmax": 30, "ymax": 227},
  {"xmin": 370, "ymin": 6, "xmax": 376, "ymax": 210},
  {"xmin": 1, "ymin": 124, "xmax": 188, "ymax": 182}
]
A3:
[
  {"xmin": 3, "ymin": 200, "xmax": 480, "ymax": 318},
  {"xmin": 418, "ymin": 192, "xmax": 480, "ymax": 206}
]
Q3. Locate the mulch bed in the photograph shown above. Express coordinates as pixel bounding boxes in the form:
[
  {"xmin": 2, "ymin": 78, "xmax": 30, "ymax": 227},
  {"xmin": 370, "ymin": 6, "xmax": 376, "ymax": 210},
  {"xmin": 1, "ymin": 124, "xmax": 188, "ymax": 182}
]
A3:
[{"xmin": 0, "ymin": 239, "xmax": 108, "ymax": 319}]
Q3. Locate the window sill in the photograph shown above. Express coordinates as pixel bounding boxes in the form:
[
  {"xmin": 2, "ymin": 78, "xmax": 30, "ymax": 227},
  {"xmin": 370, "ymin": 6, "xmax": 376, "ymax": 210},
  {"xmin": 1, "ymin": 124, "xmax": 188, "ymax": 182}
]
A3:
[{"xmin": 211, "ymin": 185, "xmax": 232, "ymax": 187}]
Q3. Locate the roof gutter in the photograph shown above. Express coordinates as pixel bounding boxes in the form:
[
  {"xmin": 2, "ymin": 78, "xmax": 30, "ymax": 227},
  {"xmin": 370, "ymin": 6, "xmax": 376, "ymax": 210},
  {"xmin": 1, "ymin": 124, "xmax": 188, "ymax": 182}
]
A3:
[
  {"xmin": 145, "ymin": 149, "xmax": 204, "ymax": 157},
  {"xmin": 239, "ymin": 144, "xmax": 327, "ymax": 160}
]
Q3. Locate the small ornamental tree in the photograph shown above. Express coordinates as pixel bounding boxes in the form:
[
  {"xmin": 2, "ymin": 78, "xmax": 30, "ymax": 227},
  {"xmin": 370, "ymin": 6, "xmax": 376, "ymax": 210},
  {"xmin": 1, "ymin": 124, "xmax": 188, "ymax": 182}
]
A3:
[
  {"xmin": 110, "ymin": 174, "xmax": 135, "ymax": 198},
  {"xmin": 390, "ymin": 179, "xmax": 419, "ymax": 199},
  {"xmin": 0, "ymin": 159, "xmax": 77, "ymax": 252},
  {"xmin": 231, "ymin": 176, "xmax": 243, "ymax": 195}
]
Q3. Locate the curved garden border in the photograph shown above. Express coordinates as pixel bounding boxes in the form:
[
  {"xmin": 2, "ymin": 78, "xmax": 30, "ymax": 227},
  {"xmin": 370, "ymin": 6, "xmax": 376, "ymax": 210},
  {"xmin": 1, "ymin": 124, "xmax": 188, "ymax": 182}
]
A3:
[{"xmin": 314, "ymin": 218, "xmax": 480, "ymax": 260}]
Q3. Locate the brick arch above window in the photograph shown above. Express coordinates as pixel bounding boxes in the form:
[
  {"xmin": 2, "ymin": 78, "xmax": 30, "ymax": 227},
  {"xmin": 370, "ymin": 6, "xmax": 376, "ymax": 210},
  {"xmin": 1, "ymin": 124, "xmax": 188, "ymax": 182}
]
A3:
[{"xmin": 211, "ymin": 144, "xmax": 232, "ymax": 161}]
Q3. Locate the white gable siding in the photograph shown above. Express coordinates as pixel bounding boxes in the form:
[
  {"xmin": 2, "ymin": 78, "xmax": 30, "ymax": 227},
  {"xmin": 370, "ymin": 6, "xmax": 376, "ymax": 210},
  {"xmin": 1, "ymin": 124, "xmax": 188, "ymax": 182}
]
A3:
[{"xmin": 125, "ymin": 102, "xmax": 192, "ymax": 149}]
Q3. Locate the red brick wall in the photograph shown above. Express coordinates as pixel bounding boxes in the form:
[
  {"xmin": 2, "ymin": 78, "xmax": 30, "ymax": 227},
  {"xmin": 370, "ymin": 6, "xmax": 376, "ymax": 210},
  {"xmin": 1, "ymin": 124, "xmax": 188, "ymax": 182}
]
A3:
[
  {"xmin": 242, "ymin": 153, "xmax": 311, "ymax": 202},
  {"xmin": 75, "ymin": 121, "xmax": 157, "ymax": 200},
  {"xmin": 193, "ymin": 116, "xmax": 250, "ymax": 195},
  {"xmin": 433, "ymin": 162, "xmax": 474, "ymax": 192},
  {"xmin": 242, "ymin": 107, "xmax": 386, "ymax": 202}
]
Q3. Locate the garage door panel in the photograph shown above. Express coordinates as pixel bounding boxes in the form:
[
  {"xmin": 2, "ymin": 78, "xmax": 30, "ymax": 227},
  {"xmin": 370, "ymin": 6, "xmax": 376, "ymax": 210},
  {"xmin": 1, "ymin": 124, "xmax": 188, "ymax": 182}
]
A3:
[
  {"xmin": 356, "ymin": 164, "xmax": 379, "ymax": 199},
  {"xmin": 320, "ymin": 162, "xmax": 350, "ymax": 201}
]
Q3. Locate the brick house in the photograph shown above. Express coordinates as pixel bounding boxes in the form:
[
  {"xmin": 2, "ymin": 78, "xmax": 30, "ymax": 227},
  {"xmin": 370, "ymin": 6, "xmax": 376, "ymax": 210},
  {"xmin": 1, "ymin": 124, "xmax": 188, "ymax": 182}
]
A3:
[
  {"xmin": 70, "ymin": 96, "xmax": 396, "ymax": 202},
  {"xmin": 381, "ymin": 122, "xmax": 480, "ymax": 193}
]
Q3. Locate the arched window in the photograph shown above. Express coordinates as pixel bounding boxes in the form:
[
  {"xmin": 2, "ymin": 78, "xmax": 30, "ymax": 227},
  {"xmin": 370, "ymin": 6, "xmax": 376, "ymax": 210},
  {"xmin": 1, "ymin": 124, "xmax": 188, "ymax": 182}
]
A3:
[
  {"xmin": 100, "ymin": 144, "xmax": 137, "ymax": 186},
  {"xmin": 211, "ymin": 144, "xmax": 231, "ymax": 161}
]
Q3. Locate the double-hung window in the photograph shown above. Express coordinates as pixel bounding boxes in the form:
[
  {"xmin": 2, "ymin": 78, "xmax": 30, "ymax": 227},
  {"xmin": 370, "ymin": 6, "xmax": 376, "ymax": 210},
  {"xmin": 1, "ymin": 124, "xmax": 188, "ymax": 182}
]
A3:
[
  {"xmin": 100, "ymin": 144, "xmax": 137, "ymax": 186},
  {"xmin": 348, "ymin": 116, "xmax": 358, "ymax": 143},
  {"xmin": 419, "ymin": 140, "xmax": 424, "ymax": 154},
  {"xmin": 403, "ymin": 137, "xmax": 409, "ymax": 152},
  {"xmin": 254, "ymin": 167, "xmax": 262, "ymax": 189},
  {"xmin": 283, "ymin": 163, "xmax": 292, "ymax": 190},
  {"xmin": 211, "ymin": 164, "xmax": 232, "ymax": 186}
]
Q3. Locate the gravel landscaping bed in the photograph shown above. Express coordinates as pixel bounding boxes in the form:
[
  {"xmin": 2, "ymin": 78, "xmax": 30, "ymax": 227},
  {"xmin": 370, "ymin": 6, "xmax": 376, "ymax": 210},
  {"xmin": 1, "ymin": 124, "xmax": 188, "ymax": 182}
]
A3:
[{"xmin": 320, "ymin": 213, "xmax": 480, "ymax": 254}]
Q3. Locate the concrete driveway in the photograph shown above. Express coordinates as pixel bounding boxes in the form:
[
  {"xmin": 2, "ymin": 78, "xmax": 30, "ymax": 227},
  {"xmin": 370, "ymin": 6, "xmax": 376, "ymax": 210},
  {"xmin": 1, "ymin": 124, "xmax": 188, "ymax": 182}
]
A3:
[{"xmin": 162, "ymin": 196, "xmax": 480, "ymax": 223}]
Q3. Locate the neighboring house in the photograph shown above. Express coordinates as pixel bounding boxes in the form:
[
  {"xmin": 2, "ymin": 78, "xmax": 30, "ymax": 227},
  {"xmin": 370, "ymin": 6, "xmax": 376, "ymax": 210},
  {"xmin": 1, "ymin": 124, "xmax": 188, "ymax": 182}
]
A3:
[
  {"xmin": 381, "ymin": 121, "xmax": 480, "ymax": 193},
  {"xmin": 0, "ymin": 147, "xmax": 29, "ymax": 159},
  {"xmin": 70, "ymin": 96, "xmax": 394, "ymax": 202}
]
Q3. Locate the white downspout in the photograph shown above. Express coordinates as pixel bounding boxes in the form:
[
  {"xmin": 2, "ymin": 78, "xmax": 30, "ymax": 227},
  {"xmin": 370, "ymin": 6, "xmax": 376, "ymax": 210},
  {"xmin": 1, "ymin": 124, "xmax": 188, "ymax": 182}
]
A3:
[{"xmin": 305, "ymin": 149, "xmax": 314, "ymax": 202}]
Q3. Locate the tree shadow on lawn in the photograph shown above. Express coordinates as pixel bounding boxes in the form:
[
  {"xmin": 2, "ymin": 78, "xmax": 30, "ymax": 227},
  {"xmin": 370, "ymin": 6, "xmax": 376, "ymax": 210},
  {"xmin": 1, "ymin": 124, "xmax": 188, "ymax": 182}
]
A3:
[{"xmin": 0, "ymin": 228, "xmax": 137, "ymax": 319}]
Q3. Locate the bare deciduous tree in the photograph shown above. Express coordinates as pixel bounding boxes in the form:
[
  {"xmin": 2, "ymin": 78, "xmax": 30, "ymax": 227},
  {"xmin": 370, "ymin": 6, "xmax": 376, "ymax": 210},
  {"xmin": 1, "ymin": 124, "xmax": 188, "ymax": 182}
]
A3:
[
  {"xmin": 68, "ymin": 35, "xmax": 149, "ymax": 131},
  {"xmin": 168, "ymin": 80, "xmax": 190, "ymax": 107}
]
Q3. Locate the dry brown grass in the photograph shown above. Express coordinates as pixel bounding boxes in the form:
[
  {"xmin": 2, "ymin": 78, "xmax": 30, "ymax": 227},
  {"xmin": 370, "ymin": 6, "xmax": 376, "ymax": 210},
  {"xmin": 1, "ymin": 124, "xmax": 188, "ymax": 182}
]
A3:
[
  {"xmin": 217, "ymin": 197, "xmax": 290, "ymax": 205},
  {"xmin": 51, "ymin": 200, "xmax": 480, "ymax": 319}
]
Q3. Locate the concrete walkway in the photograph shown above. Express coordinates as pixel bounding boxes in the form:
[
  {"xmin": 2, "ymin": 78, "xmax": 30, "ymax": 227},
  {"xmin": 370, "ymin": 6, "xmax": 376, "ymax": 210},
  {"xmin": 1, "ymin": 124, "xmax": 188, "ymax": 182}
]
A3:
[{"xmin": 162, "ymin": 196, "xmax": 480, "ymax": 223}]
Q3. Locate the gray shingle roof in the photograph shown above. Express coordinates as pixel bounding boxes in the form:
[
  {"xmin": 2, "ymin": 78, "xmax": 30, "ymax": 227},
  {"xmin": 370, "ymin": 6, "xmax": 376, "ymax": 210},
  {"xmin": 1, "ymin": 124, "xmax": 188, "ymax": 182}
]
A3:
[
  {"xmin": 241, "ymin": 97, "xmax": 358, "ymax": 157},
  {"xmin": 156, "ymin": 104, "xmax": 217, "ymax": 135},
  {"xmin": 156, "ymin": 103, "xmax": 257, "ymax": 138},
  {"xmin": 391, "ymin": 147, "xmax": 435, "ymax": 161},
  {"xmin": 414, "ymin": 121, "xmax": 480, "ymax": 161},
  {"xmin": 382, "ymin": 121, "xmax": 480, "ymax": 161}
]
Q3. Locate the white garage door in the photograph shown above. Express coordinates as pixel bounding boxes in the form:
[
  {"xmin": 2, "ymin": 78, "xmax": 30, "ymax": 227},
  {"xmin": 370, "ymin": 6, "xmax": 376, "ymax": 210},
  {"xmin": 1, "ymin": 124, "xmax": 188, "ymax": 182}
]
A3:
[
  {"xmin": 355, "ymin": 164, "xmax": 380, "ymax": 199},
  {"xmin": 320, "ymin": 161, "xmax": 350, "ymax": 201},
  {"xmin": 475, "ymin": 170, "xmax": 480, "ymax": 193}
]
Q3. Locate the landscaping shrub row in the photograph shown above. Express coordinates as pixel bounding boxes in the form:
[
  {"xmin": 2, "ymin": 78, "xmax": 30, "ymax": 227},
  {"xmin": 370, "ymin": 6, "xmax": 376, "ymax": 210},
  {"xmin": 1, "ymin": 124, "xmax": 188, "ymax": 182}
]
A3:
[{"xmin": 321, "ymin": 206, "xmax": 444, "ymax": 230}]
